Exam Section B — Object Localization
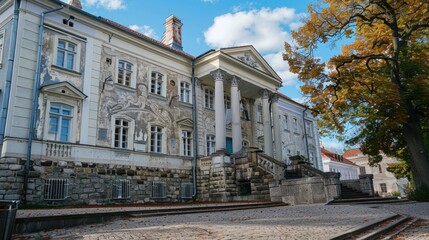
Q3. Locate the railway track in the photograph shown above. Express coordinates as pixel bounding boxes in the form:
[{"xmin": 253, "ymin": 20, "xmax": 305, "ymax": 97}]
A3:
[
  {"xmin": 330, "ymin": 214, "xmax": 418, "ymax": 240},
  {"xmin": 14, "ymin": 201, "xmax": 287, "ymax": 234}
]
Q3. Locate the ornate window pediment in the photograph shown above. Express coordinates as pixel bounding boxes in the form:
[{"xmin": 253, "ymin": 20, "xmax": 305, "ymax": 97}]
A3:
[
  {"xmin": 176, "ymin": 118, "xmax": 193, "ymax": 128},
  {"xmin": 40, "ymin": 81, "xmax": 87, "ymax": 100}
]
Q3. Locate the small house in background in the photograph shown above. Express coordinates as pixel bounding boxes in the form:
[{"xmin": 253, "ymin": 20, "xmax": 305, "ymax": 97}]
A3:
[
  {"xmin": 321, "ymin": 148, "xmax": 359, "ymax": 180},
  {"xmin": 343, "ymin": 148, "xmax": 409, "ymax": 196}
]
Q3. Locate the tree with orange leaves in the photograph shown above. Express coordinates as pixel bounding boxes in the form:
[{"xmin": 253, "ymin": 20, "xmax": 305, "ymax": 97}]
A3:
[{"xmin": 284, "ymin": 0, "xmax": 429, "ymax": 188}]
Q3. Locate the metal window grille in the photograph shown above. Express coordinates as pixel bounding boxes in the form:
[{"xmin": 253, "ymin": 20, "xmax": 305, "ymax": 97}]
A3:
[
  {"xmin": 112, "ymin": 179, "xmax": 131, "ymax": 199},
  {"xmin": 44, "ymin": 178, "xmax": 69, "ymax": 200},
  {"xmin": 180, "ymin": 183, "xmax": 193, "ymax": 199},
  {"xmin": 152, "ymin": 182, "xmax": 166, "ymax": 198}
]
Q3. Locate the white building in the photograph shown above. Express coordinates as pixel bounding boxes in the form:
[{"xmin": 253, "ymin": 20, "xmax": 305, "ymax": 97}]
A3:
[
  {"xmin": 277, "ymin": 93, "xmax": 323, "ymax": 170},
  {"xmin": 343, "ymin": 148, "xmax": 408, "ymax": 196},
  {"xmin": 321, "ymin": 148, "xmax": 359, "ymax": 180},
  {"xmin": 0, "ymin": 0, "xmax": 322, "ymax": 204}
]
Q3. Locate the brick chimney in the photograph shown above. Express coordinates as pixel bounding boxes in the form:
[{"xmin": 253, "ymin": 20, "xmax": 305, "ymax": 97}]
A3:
[
  {"xmin": 68, "ymin": 0, "xmax": 82, "ymax": 10},
  {"xmin": 162, "ymin": 16, "xmax": 183, "ymax": 50}
]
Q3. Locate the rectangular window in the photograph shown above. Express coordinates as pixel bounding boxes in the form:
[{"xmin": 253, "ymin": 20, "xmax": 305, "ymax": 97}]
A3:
[
  {"xmin": 305, "ymin": 121, "xmax": 312, "ymax": 137},
  {"xmin": 112, "ymin": 179, "xmax": 131, "ymax": 199},
  {"xmin": 181, "ymin": 130, "xmax": 192, "ymax": 156},
  {"xmin": 114, "ymin": 119, "xmax": 129, "ymax": 148},
  {"xmin": 56, "ymin": 40, "xmax": 77, "ymax": 70},
  {"xmin": 283, "ymin": 115, "xmax": 288, "ymax": 130},
  {"xmin": 309, "ymin": 151, "xmax": 314, "ymax": 163},
  {"xmin": 224, "ymin": 95, "xmax": 231, "ymax": 109},
  {"xmin": 206, "ymin": 135, "xmax": 215, "ymax": 155},
  {"xmin": 152, "ymin": 182, "xmax": 166, "ymax": 198},
  {"xmin": 44, "ymin": 178, "xmax": 69, "ymax": 200},
  {"xmin": 180, "ymin": 82, "xmax": 191, "ymax": 103},
  {"xmin": 293, "ymin": 118, "xmax": 298, "ymax": 132},
  {"xmin": 180, "ymin": 182, "xmax": 193, "ymax": 199},
  {"xmin": 380, "ymin": 183, "xmax": 387, "ymax": 193},
  {"xmin": 359, "ymin": 166, "xmax": 366, "ymax": 174},
  {"xmin": 0, "ymin": 30, "xmax": 4, "ymax": 67},
  {"xmin": 257, "ymin": 105, "xmax": 263, "ymax": 123},
  {"xmin": 150, "ymin": 126, "xmax": 163, "ymax": 153},
  {"xmin": 49, "ymin": 104, "xmax": 73, "ymax": 142},
  {"xmin": 117, "ymin": 60, "xmax": 133, "ymax": 87},
  {"xmin": 205, "ymin": 89, "xmax": 214, "ymax": 109},
  {"xmin": 150, "ymin": 72, "xmax": 164, "ymax": 95}
]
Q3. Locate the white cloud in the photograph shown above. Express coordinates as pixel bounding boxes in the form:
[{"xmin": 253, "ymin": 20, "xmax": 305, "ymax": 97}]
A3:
[
  {"xmin": 129, "ymin": 25, "xmax": 158, "ymax": 39},
  {"xmin": 202, "ymin": 0, "xmax": 218, "ymax": 3},
  {"xmin": 85, "ymin": 0, "xmax": 125, "ymax": 10},
  {"xmin": 321, "ymin": 140, "xmax": 345, "ymax": 154},
  {"xmin": 263, "ymin": 52, "xmax": 297, "ymax": 86},
  {"xmin": 203, "ymin": 7, "xmax": 305, "ymax": 85},
  {"xmin": 204, "ymin": 7, "xmax": 297, "ymax": 52}
]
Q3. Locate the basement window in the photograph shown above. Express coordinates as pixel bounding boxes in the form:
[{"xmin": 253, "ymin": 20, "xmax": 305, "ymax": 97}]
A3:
[
  {"xmin": 180, "ymin": 182, "xmax": 193, "ymax": 199},
  {"xmin": 44, "ymin": 178, "xmax": 69, "ymax": 200},
  {"xmin": 112, "ymin": 179, "xmax": 131, "ymax": 199},
  {"xmin": 152, "ymin": 182, "xmax": 166, "ymax": 198}
]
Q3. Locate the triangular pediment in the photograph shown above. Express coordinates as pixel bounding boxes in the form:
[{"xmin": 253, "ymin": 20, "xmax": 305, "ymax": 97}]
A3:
[
  {"xmin": 220, "ymin": 46, "xmax": 281, "ymax": 81},
  {"xmin": 176, "ymin": 118, "xmax": 194, "ymax": 127},
  {"xmin": 40, "ymin": 81, "xmax": 87, "ymax": 100}
]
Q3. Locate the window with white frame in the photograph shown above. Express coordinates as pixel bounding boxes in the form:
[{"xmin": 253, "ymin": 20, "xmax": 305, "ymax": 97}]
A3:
[
  {"xmin": 283, "ymin": 115, "xmax": 289, "ymax": 130},
  {"xmin": 56, "ymin": 39, "xmax": 77, "ymax": 70},
  {"xmin": 0, "ymin": 30, "xmax": 4, "ymax": 67},
  {"xmin": 380, "ymin": 183, "xmax": 387, "ymax": 193},
  {"xmin": 150, "ymin": 126, "xmax": 163, "ymax": 153},
  {"xmin": 206, "ymin": 135, "xmax": 215, "ymax": 155},
  {"xmin": 257, "ymin": 105, "xmax": 263, "ymax": 123},
  {"xmin": 305, "ymin": 121, "xmax": 312, "ymax": 137},
  {"xmin": 150, "ymin": 71, "xmax": 164, "ymax": 96},
  {"xmin": 293, "ymin": 118, "xmax": 298, "ymax": 133},
  {"xmin": 180, "ymin": 81, "xmax": 191, "ymax": 103},
  {"xmin": 117, "ymin": 60, "xmax": 133, "ymax": 87},
  {"xmin": 181, "ymin": 130, "xmax": 192, "ymax": 156},
  {"xmin": 224, "ymin": 95, "xmax": 231, "ymax": 109},
  {"xmin": 48, "ymin": 103, "xmax": 73, "ymax": 142},
  {"xmin": 240, "ymin": 100, "xmax": 249, "ymax": 120},
  {"xmin": 205, "ymin": 89, "xmax": 214, "ymax": 109},
  {"xmin": 114, "ymin": 119, "xmax": 130, "ymax": 149}
]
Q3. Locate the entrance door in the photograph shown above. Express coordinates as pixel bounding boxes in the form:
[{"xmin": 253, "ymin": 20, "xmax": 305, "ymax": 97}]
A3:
[{"xmin": 226, "ymin": 137, "xmax": 233, "ymax": 154}]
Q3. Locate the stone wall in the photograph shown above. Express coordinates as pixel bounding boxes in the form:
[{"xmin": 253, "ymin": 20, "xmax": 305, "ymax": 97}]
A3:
[
  {"xmin": 0, "ymin": 158, "xmax": 193, "ymax": 204},
  {"xmin": 269, "ymin": 173, "xmax": 341, "ymax": 205}
]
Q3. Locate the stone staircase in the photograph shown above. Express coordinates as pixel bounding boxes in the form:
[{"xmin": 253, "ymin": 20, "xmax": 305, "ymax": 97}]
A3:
[{"xmin": 328, "ymin": 184, "xmax": 408, "ymax": 205}]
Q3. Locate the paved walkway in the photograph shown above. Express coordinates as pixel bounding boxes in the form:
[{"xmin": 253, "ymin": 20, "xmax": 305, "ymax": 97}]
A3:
[{"xmin": 13, "ymin": 202, "xmax": 429, "ymax": 240}]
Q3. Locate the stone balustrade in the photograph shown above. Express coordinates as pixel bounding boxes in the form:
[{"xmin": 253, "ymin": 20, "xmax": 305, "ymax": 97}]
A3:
[{"xmin": 46, "ymin": 142, "xmax": 72, "ymax": 158}]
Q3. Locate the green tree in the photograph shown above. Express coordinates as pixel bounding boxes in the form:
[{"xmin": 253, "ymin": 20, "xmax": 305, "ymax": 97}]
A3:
[{"xmin": 284, "ymin": 0, "xmax": 429, "ymax": 187}]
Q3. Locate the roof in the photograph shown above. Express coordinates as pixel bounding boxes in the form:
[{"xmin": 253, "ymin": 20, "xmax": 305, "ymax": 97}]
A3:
[
  {"xmin": 343, "ymin": 148, "xmax": 362, "ymax": 158},
  {"xmin": 49, "ymin": 0, "xmax": 194, "ymax": 59},
  {"xmin": 321, "ymin": 148, "xmax": 358, "ymax": 166}
]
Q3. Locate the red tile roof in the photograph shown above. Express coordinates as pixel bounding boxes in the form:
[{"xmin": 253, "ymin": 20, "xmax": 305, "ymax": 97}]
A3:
[
  {"xmin": 343, "ymin": 148, "xmax": 362, "ymax": 158},
  {"xmin": 321, "ymin": 148, "xmax": 357, "ymax": 166}
]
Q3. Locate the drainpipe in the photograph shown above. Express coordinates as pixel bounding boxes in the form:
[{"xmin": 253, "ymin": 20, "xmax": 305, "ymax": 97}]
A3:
[
  {"xmin": 0, "ymin": 0, "xmax": 21, "ymax": 145},
  {"xmin": 24, "ymin": 5, "xmax": 64, "ymax": 203},
  {"xmin": 302, "ymin": 106, "xmax": 310, "ymax": 164},
  {"xmin": 191, "ymin": 59, "xmax": 198, "ymax": 199}
]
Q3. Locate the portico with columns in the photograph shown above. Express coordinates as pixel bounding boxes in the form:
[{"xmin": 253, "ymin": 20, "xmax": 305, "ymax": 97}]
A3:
[{"xmin": 195, "ymin": 46, "xmax": 282, "ymax": 164}]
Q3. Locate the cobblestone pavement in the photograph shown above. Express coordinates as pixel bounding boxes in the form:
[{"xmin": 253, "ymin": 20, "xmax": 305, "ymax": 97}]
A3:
[
  {"xmin": 13, "ymin": 202, "xmax": 429, "ymax": 240},
  {"xmin": 14, "ymin": 204, "xmax": 394, "ymax": 240}
]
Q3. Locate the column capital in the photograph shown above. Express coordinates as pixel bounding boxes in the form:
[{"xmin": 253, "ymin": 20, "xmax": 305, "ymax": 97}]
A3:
[
  {"xmin": 271, "ymin": 93, "xmax": 279, "ymax": 102},
  {"xmin": 259, "ymin": 89, "xmax": 271, "ymax": 99},
  {"xmin": 231, "ymin": 76, "xmax": 240, "ymax": 87},
  {"xmin": 210, "ymin": 69, "xmax": 225, "ymax": 82}
]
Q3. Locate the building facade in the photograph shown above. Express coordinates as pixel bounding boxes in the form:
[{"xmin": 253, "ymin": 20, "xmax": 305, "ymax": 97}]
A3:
[
  {"xmin": 343, "ymin": 148, "xmax": 408, "ymax": 196},
  {"xmin": 321, "ymin": 148, "xmax": 358, "ymax": 180},
  {"xmin": 0, "ymin": 0, "xmax": 322, "ymax": 204}
]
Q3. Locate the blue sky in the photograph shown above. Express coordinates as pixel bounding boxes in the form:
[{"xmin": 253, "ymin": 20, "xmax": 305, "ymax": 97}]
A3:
[{"xmin": 79, "ymin": 0, "xmax": 346, "ymax": 152}]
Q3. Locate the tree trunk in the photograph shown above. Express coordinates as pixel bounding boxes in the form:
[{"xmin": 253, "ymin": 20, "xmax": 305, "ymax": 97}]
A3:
[{"xmin": 402, "ymin": 103, "xmax": 429, "ymax": 187}]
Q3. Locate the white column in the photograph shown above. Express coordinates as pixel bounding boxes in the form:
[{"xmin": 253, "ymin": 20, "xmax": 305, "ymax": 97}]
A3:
[
  {"xmin": 212, "ymin": 69, "xmax": 226, "ymax": 152},
  {"xmin": 262, "ymin": 89, "xmax": 273, "ymax": 157},
  {"xmin": 272, "ymin": 95, "xmax": 282, "ymax": 161},
  {"xmin": 231, "ymin": 76, "xmax": 242, "ymax": 153}
]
